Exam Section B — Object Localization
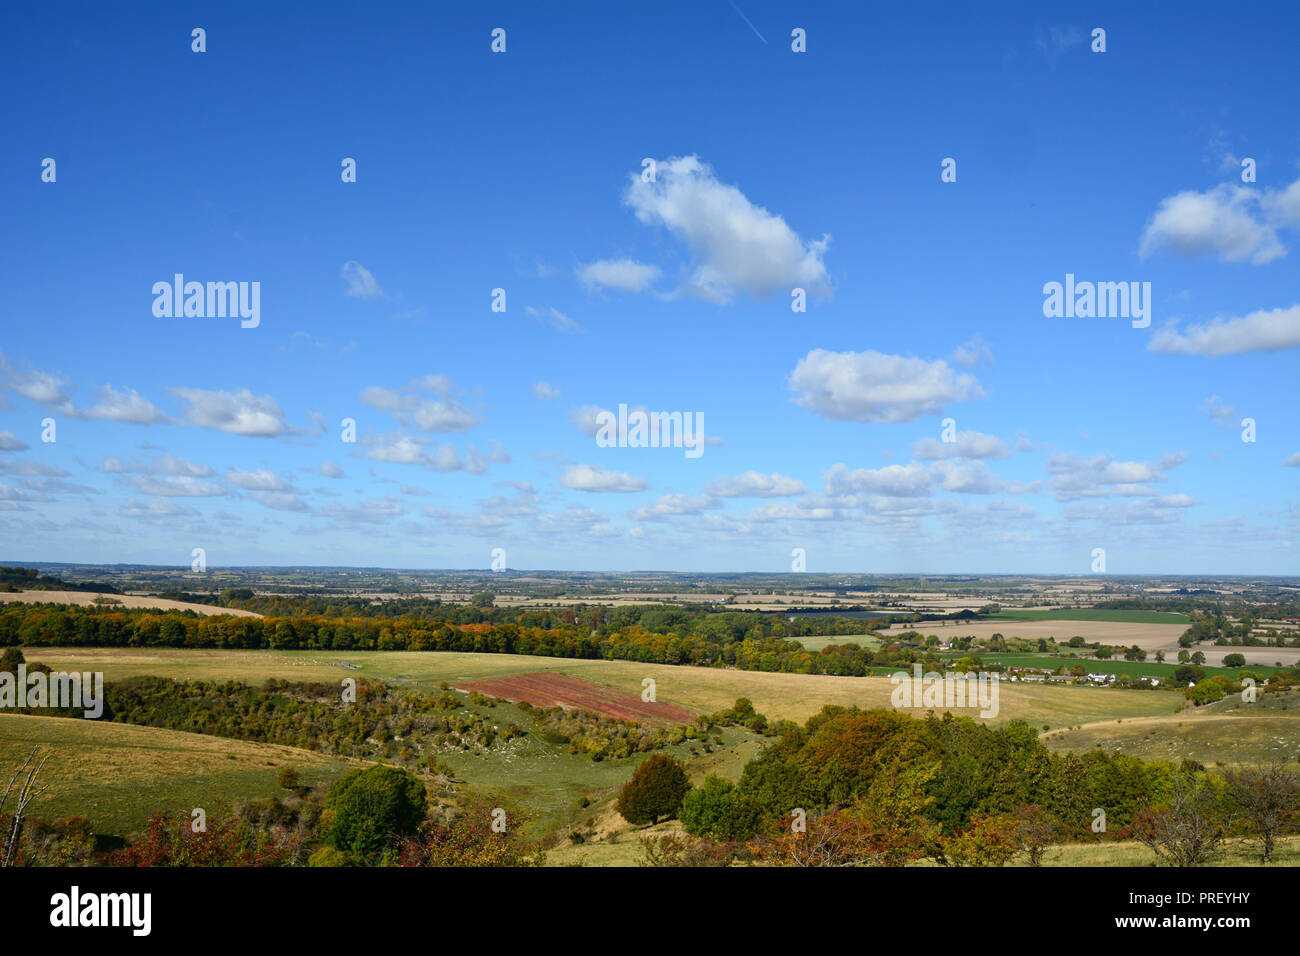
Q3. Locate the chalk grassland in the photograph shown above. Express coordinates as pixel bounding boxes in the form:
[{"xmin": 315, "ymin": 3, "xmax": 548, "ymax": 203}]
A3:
[
  {"xmin": 0, "ymin": 713, "xmax": 354, "ymax": 834},
  {"xmin": 1044, "ymin": 688, "xmax": 1300, "ymax": 769},
  {"xmin": 26, "ymin": 647, "xmax": 1182, "ymax": 728},
  {"xmin": 990, "ymin": 609, "xmax": 1191, "ymax": 624},
  {"xmin": 880, "ymin": 618, "xmax": 1189, "ymax": 651},
  {"xmin": 0, "ymin": 589, "xmax": 262, "ymax": 618}
]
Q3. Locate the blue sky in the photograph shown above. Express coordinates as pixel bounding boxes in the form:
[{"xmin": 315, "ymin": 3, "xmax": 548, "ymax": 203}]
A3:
[{"xmin": 2, "ymin": 1, "xmax": 1298, "ymax": 574}]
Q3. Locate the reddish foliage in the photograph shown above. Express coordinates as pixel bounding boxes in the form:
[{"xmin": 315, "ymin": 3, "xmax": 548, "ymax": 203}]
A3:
[{"xmin": 459, "ymin": 672, "xmax": 696, "ymax": 724}]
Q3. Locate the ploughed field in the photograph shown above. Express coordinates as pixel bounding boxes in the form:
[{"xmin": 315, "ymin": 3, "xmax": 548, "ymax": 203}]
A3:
[{"xmin": 459, "ymin": 672, "xmax": 697, "ymax": 724}]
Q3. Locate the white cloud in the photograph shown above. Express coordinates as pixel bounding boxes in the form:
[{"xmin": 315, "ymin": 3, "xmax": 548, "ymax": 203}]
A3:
[
  {"xmin": 78, "ymin": 385, "xmax": 168, "ymax": 424},
  {"xmin": 356, "ymin": 431, "xmax": 468, "ymax": 473},
  {"xmin": 359, "ymin": 376, "xmax": 479, "ymax": 432},
  {"xmin": 1149, "ymin": 304, "xmax": 1300, "ymax": 357},
  {"xmin": 823, "ymin": 463, "xmax": 931, "ymax": 497},
  {"xmin": 226, "ymin": 467, "xmax": 292, "ymax": 491},
  {"xmin": 103, "ymin": 453, "xmax": 213, "ymax": 477},
  {"xmin": 0, "ymin": 431, "xmax": 29, "ymax": 452},
  {"xmin": 912, "ymin": 430, "xmax": 1010, "ymax": 460},
  {"xmin": 951, "ymin": 337, "xmax": 994, "ymax": 368},
  {"xmin": 1139, "ymin": 175, "xmax": 1300, "ymax": 265},
  {"xmin": 525, "ymin": 306, "xmax": 581, "ymax": 334},
  {"xmin": 577, "ymin": 258, "xmax": 662, "ymax": 294},
  {"xmin": 631, "ymin": 494, "xmax": 718, "ymax": 520},
  {"xmin": 928, "ymin": 460, "xmax": 1038, "ymax": 495},
  {"xmin": 790, "ymin": 350, "xmax": 985, "ymax": 424},
  {"xmin": 1048, "ymin": 452, "xmax": 1185, "ymax": 501},
  {"xmin": 704, "ymin": 471, "xmax": 808, "ymax": 498},
  {"xmin": 622, "ymin": 155, "xmax": 831, "ymax": 302},
  {"xmin": 320, "ymin": 460, "xmax": 344, "ymax": 479},
  {"xmin": 248, "ymin": 491, "xmax": 309, "ymax": 512},
  {"xmin": 341, "ymin": 260, "xmax": 382, "ymax": 298},
  {"xmin": 532, "ymin": 381, "xmax": 561, "ymax": 400},
  {"xmin": 129, "ymin": 475, "xmax": 227, "ymax": 497},
  {"xmin": 1284, "ymin": 452, "xmax": 1300, "ymax": 467},
  {"xmin": 170, "ymin": 387, "xmax": 291, "ymax": 437},
  {"xmin": 560, "ymin": 464, "xmax": 649, "ymax": 493}
]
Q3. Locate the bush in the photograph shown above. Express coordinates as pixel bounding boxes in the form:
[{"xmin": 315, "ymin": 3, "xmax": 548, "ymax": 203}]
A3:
[
  {"xmin": 324, "ymin": 765, "xmax": 428, "ymax": 857},
  {"xmin": 617, "ymin": 754, "xmax": 690, "ymax": 825}
]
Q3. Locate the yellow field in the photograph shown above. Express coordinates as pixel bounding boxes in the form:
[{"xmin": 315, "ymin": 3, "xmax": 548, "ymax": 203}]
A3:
[
  {"xmin": 0, "ymin": 589, "xmax": 262, "ymax": 617},
  {"xmin": 26, "ymin": 647, "xmax": 1182, "ymax": 728}
]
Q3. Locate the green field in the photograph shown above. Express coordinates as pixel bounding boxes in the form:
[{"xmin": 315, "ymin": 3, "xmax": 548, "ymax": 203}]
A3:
[
  {"xmin": 988, "ymin": 609, "xmax": 1190, "ymax": 624},
  {"xmin": 960, "ymin": 653, "xmax": 1256, "ymax": 681},
  {"xmin": 795, "ymin": 633, "xmax": 883, "ymax": 653},
  {"xmin": 26, "ymin": 647, "xmax": 1185, "ymax": 729},
  {"xmin": 0, "ymin": 713, "xmax": 355, "ymax": 835}
]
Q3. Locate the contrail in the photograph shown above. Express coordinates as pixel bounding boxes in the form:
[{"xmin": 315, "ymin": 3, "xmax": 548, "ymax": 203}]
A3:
[{"xmin": 728, "ymin": 0, "xmax": 768, "ymax": 44}]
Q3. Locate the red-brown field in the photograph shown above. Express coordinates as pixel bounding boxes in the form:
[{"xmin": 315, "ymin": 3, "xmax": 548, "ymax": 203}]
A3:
[{"xmin": 459, "ymin": 672, "xmax": 698, "ymax": 724}]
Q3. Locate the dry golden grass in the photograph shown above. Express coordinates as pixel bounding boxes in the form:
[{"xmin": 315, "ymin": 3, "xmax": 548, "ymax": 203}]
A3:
[
  {"xmin": 0, "ymin": 590, "xmax": 262, "ymax": 617},
  {"xmin": 0, "ymin": 713, "xmax": 355, "ymax": 833}
]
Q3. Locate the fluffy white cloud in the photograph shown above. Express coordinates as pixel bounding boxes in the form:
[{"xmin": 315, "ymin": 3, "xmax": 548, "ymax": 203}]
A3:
[
  {"xmin": 170, "ymin": 387, "xmax": 291, "ymax": 437},
  {"xmin": 104, "ymin": 453, "xmax": 213, "ymax": 477},
  {"xmin": 525, "ymin": 306, "xmax": 581, "ymax": 334},
  {"xmin": 341, "ymin": 261, "xmax": 382, "ymax": 298},
  {"xmin": 248, "ymin": 491, "xmax": 309, "ymax": 512},
  {"xmin": 360, "ymin": 377, "xmax": 479, "ymax": 432},
  {"xmin": 78, "ymin": 385, "xmax": 168, "ymax": 424},
  {"xmin": 1139, "ymin": 175, "xmax": 1300, "ymax": 264},
  {"xmin": 559, "ymin": 464, "xmax": 649, "ymax": 493},
  {"xmin": 356, "ymin": 431, "xmax": 467, "ymax": 472},
  {"xmin": 928, "ymin": 460, "xmax": 1038, "ymax": 495},
  {"xmin": 1048, "ymin": 452, "xmax": 1186, "ymax": 501},
  {"xmin": 0, "ymin": 431, "xmax": 29, "ymax": 452},
  {"xmin": 630, "ymin": 494, "xmax": 718, "ymax": 520},
  {"xmin": 577, "ymin": 259, "xmax": 662, "ymax": 293},
  {"xmin": 320, "ymin": 460, "xmax": 344, "ymax": 478},
  {"xmin": 226, "ymin": 468, "xmax": 292, "ymax": 491},
  {"xmin": 532, "ymin": 381, "xmax": 561, "ymax": 400},
  {"xmin": 912, "ymin": 430, "xmax": 1010, "ymax": 460},
  {"xmin": 704, "ymin": 471, "xmax": 807, "ymax": 498},
  {"xmin": 1149, "ymin": 304, "xmax": 1300, "ymax": 357},
  {"xmin": 823, "ymin": 463, "xmax": 931, "ymax": 497},
  {"xmin": 790, "ymin": 350, "xmax": 985, "ymax": 423},
  {"xmin": 622, "ymin": 155, "xmax": 830, "ymax": 302},
  {"xmin": 128, "ymin": 475, "xmax": 227, "ymax": 497}
]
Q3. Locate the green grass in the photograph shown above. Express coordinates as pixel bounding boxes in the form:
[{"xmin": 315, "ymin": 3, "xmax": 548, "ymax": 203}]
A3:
[
  {"xmin": 795, "ymin": 633, "xmax": 882, "ymax": 653},
  {"xmin": 1044, "ymin": 687, "xmax": 1300, "ymax": 768},
  {"xmin": 0, "ymin": 713, "xmax": 355, "ymax": 836},
  {"xmin": 437, "ymin": 694, "xmax": 766, "ymax": 838},
  {"xmin": 959, "ymin": 653, "xmax": 1262, "ymax": 681},
  {"xmin": 987, "ymin": 609, "xmax": 1190, "ymax": 624}
]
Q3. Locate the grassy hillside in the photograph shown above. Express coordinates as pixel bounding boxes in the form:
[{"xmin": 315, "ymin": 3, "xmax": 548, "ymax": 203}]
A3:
[
  {"xmin": 28, "ymin": 647, "xmax": 1184, "ymax": 729},
  {"xmin": 1043, "ymin": 687, "xmax": 1300, "ymax": 768},
  {"xmin": 0, "ymin": 713, "xmax": 355, "ymax": 835}
]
